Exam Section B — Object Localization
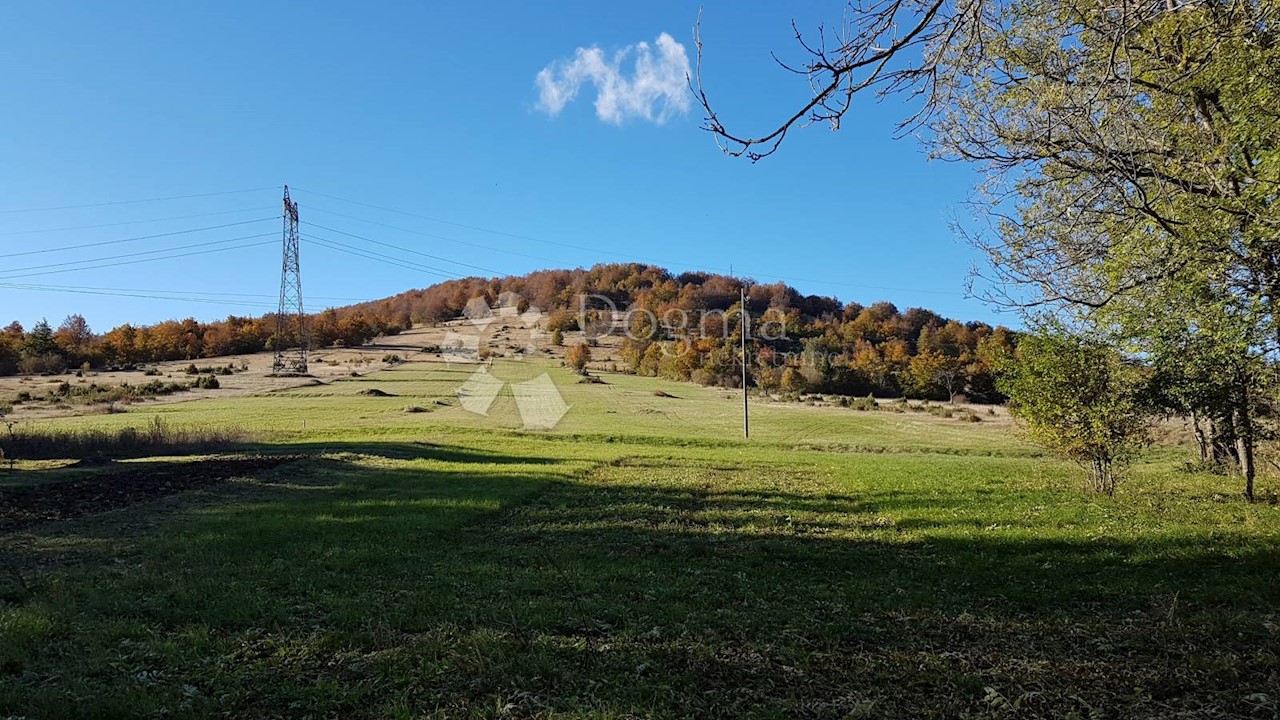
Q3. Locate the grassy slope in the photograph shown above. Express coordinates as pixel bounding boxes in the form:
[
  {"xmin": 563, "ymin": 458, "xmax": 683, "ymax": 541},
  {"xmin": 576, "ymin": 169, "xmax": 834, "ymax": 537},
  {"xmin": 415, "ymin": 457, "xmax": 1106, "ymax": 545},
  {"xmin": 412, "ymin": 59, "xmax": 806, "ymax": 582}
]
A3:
[{"xmin": 2, "ymin": 359, "xmax": 1278, "ymax": 718}]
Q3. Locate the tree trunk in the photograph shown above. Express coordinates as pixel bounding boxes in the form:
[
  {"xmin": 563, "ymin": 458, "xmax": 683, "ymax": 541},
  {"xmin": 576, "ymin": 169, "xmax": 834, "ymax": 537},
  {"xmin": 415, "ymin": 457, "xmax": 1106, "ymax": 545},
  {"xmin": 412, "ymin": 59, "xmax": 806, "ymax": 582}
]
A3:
[
  {"xmin": 1191, "ymin": 411, "xmax": 1209, "ymax": 463},
  {"xmin": 1233, "ymin": 404, "xmax": 1256, "ymax": 503},
  {"xmin": 1210, "ymin": 415, "xmax": 1239, "ymax": 469}
]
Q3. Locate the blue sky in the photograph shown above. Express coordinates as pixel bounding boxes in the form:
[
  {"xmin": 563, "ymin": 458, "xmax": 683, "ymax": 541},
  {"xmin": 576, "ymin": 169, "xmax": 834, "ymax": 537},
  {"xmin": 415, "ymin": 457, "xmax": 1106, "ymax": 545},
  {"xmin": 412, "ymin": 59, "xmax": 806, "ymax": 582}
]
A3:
[{"xmin": 0, "ymin": 1, "xmax": 1005, "ymax": 333}]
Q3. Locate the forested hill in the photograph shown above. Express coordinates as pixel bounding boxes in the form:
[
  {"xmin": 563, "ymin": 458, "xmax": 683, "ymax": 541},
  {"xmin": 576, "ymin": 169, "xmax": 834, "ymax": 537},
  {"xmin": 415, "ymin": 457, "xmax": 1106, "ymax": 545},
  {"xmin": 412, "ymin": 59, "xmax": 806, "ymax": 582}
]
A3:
[{"xmin": 0, "ymin": 263, "xmax": 1015, "ymax": 401}]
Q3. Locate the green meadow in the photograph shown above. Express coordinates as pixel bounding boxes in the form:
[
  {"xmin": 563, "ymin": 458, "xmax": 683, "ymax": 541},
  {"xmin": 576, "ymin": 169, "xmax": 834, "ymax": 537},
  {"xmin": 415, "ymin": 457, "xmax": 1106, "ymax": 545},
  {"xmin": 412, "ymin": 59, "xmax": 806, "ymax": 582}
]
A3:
[{"xmin": 2, "ymin": 358, "xmax": 1277, "ymax": 718}]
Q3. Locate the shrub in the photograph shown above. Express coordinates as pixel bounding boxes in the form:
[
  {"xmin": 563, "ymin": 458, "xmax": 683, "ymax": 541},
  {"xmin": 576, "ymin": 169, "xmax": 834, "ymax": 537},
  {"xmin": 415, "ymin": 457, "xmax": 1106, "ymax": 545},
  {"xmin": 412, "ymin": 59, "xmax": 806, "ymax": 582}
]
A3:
[
  {"xmin": 0, "ymin": 402, "xmax": 11, "ymax": 417},
  {"xmin": 17, "ymin": 354, "xmax": 65, "ymax": 376},
  {"xmin": 144, "ymin": 368, "xmax": 162, "ymax": 376},
  {"xmin": 999, "ymin": 330, "xmax": 1152, "ymax": 495},
  {"xmin": 185, "ymin": 363, "xmax": 200, "ymax": 375},
  {"xmin": 566, "ymin": 342, "xmax": 591, "ymax": 373},
  {"xmin": 193, "ymin": 375, "xmax": 220, "ymax": 390},
  {"xmin": 382, "ymin": 354, "xmax": 402, "ymax": 364},
  {"xmin": 852, "ymin": 394, "xmax": 878, "ymax": 411}
]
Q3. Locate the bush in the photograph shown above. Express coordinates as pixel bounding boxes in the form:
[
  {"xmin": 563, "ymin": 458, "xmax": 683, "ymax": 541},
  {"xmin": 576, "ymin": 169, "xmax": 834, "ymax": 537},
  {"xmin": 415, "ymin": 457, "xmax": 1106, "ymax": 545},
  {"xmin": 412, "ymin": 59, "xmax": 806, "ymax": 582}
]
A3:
[
  {"xmin": 193, "ymin": 375, "xmax": 220, "ymax": 390},
  {"xmin": 0, "ymin": 401, "xmax": 11, "ymax": 417},
  {"xmin": 17, "ymin": 354, "xmax": 65, "ymax": 376},
  {"xmin": 852, "ymin": 394, "xmax": 878, "ymax": 411},
  {"xmin": 999, "ymin": 331, "xmax": 1152, "ymax": 495},
  {"xmin": 382, "ymin": 354, "xmax": 402, "ymax": 364},
  {"xmin": 566, "ymin": 342, "xmax": 591, "ymax": 373},
  {"xmin": 185, "ymin": 363, "xmax": 200, "ymax": 375},
  {"xmin": 144, "ymin": 368, "xmax": 162, "ymax": 376}
]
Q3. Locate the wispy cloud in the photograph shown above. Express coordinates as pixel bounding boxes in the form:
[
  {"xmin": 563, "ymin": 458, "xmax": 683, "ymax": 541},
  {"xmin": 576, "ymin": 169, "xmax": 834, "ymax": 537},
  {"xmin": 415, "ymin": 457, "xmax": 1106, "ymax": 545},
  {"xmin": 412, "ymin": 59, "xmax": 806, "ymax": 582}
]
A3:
[{"xmin": 535, "ymin": 32, "xmax": 691, "ymax": 125}]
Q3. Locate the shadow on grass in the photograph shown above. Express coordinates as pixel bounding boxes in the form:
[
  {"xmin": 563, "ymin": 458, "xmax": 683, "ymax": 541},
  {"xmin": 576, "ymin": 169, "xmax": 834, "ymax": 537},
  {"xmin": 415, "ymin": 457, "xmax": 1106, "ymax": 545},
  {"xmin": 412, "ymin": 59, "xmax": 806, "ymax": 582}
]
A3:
[
  {"xmin": 2, "ymin": 452, "xmax": 1278, "ymax": 718},
  {"xmin": 258, "ymin": 440, "xmax": 567, "ymax": 465}
]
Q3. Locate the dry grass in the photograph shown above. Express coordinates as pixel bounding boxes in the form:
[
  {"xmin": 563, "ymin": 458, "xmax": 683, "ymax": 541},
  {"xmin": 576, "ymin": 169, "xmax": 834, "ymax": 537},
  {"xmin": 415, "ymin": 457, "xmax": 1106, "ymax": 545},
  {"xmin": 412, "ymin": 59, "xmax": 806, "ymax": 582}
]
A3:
[{"xmin": 0, "ymin": 416, "xmax": 250, "ymax": 461}]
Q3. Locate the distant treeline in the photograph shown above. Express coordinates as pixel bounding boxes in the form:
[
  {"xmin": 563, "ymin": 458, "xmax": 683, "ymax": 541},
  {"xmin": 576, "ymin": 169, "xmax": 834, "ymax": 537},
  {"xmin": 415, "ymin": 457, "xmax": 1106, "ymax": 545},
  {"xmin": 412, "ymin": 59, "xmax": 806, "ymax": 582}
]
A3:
[{"xmin": 0, "ymin": 263, "xmax": 1016, "ymax": 401}]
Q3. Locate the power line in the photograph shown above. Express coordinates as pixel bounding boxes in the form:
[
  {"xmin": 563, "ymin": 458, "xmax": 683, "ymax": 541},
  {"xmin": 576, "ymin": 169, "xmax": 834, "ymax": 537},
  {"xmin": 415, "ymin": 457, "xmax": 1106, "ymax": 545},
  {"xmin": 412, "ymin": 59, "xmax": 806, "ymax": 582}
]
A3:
[
  {"xmin": 0, "ymin": 283, "xmax": 277, "ymax": 310},
  {"xmin": 292, "ymin": 186, "xmax": 968, "ymax": 300},
  {"xmin": 0, "ymin": 206, "xmax": 275, "ymax": 237},
  {"xmin": 304, "ymin": 234, "xmax": 464, "ymax": 280},
  {"xmin": 293, "ymin": 185, "xmax": 666, "ymax": 264},
  {"xmin": 0, "ymin": 231, "xmax": 277, "ymax": 275},
  {"xmin": 0, "ymin": 186, "xmax": 279, "ymax": 215},
  {"xmin": 305, "ymin": 221, "xmax": 509, "ymax": 276},
  {"xmin": 307, "ymin": 237, "xmax": 451, "ymax": 278},
  {"xmin": 305, "ymin": 205, "xmax": 574, "ymax": 266},
  {"xmin": 0, "ymin": 236, "xmax": 276, "ymax": 281},
  {"xmin": 0, "ymin": 281, "xmax": 369, "ymax": 303},
  {"xmin": 0, "ymin": 217, "xmax": 277, "ymax": 259}
]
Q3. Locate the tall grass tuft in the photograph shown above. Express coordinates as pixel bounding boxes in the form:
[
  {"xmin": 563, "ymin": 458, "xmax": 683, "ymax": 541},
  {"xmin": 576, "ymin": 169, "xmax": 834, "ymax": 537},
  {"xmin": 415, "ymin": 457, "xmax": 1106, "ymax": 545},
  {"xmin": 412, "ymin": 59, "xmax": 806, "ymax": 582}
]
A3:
[{"xmin": 0, "ymin": 417, "xmax": 250, "ymax": 461}]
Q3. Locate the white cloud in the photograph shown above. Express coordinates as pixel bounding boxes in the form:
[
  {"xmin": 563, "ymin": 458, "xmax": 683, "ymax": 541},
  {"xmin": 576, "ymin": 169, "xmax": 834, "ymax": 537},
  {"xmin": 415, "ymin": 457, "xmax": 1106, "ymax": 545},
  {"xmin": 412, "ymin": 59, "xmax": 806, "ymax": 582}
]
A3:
[{"xmin": 535, "ymin": 32, "xmax": 691, "ymax": 125}]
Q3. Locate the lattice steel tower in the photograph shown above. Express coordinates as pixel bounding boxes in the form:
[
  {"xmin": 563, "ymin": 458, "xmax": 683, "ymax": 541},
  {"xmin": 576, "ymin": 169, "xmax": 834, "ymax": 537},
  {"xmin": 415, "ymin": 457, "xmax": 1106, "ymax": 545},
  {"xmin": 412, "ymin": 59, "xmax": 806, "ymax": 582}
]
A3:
[{"xmin": 272, "ymin": 186, "xmax": 308, "ymax": 374}]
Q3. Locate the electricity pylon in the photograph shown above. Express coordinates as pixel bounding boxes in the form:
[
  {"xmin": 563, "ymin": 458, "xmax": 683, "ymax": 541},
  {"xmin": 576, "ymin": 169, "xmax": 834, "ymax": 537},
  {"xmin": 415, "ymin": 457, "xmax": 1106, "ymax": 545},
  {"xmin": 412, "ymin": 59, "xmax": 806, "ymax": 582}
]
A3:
[{"xmin": 272, "ymin": 185, "xmax": 308, "ymax": 374}]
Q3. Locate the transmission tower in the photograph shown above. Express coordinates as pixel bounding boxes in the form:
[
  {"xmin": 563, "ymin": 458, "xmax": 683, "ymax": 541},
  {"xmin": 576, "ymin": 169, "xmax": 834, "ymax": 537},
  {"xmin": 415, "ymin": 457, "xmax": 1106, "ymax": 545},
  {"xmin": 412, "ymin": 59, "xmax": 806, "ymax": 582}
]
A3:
[{"xmin": 272, "ymin": 186, "xmax": 308, "ymax": 374}]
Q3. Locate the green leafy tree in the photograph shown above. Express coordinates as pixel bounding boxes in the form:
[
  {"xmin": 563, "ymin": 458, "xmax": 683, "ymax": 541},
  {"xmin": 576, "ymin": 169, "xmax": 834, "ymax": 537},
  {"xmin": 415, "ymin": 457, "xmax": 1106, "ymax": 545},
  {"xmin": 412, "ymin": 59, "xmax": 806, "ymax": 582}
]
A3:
[
  {"xmin": 999, "ymin": 331, "xmax": 1153, "ymax": 495},
  {"xmin": 702, "ymin": 2, "xmax": 1280, "ymax": 499},
  {"xmin": 23, "ymin": 318, "xmax": 57, "ymax": 358}
]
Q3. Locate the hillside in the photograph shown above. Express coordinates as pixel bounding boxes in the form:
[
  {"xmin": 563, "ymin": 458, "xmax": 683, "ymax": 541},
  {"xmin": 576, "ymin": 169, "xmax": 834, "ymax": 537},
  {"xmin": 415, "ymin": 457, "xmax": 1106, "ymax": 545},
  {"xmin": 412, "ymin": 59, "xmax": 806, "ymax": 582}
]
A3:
[{"xmin": 0, "ymin": 263, "xmax": 1015, "ymax": 402}]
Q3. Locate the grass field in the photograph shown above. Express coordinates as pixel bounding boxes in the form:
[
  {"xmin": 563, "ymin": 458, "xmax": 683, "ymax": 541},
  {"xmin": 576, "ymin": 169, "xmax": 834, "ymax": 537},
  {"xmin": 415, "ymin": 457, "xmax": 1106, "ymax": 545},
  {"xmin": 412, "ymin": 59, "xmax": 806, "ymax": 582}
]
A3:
[{"xmin": 2, "ymin": 357, "xmax": 1278, "ymax": 718}]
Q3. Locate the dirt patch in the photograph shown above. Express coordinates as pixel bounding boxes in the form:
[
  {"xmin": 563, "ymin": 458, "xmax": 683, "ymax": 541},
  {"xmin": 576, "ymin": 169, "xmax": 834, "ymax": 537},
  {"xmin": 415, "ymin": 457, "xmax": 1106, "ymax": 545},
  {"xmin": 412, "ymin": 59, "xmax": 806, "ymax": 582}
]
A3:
[
  {"xmin": 358, "ymin": 388, "xmax": 395, "ymax": 397},
  {"xmin": 0, "ymin": 455, "xmax": 304, "ymax": 532}
]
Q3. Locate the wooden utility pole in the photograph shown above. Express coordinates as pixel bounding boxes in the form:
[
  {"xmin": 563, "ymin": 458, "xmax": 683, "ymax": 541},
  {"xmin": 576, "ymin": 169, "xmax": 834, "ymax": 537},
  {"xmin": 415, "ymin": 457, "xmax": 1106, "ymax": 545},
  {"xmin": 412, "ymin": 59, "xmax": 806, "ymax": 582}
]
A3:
[{"xmin": 741, "ymin": 286, "xmax": 749, "ymax": 439}]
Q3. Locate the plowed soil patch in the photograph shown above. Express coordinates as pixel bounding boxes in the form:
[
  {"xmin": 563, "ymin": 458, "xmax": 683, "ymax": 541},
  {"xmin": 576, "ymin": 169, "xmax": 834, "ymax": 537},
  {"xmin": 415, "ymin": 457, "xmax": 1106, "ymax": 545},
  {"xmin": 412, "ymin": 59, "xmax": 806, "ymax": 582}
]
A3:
[{"xmin": 0, "ymin": 455, "xmax": 303, "ymax": 531}]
